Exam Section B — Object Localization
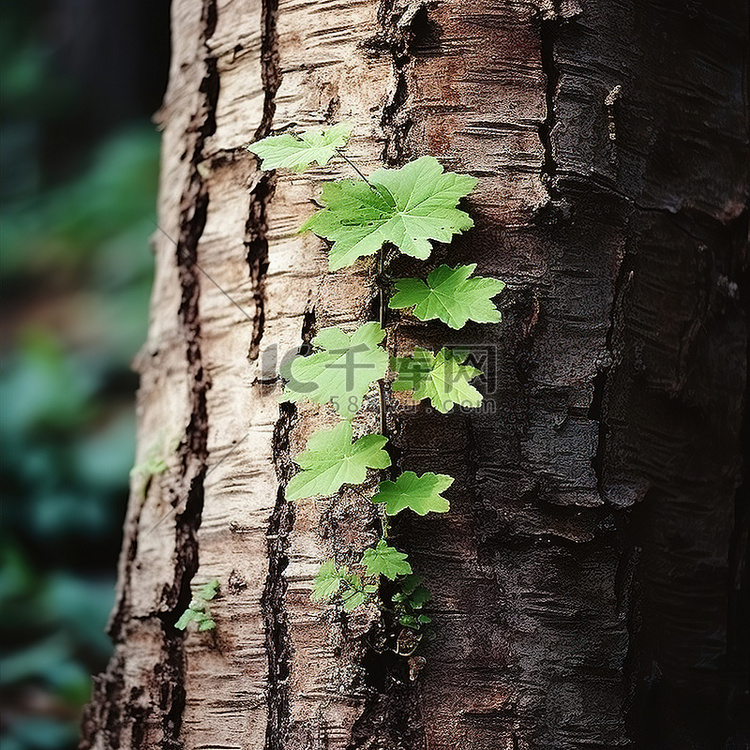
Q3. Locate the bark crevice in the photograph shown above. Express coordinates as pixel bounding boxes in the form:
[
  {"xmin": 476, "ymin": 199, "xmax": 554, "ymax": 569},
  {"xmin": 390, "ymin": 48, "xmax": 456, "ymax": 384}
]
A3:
[
  {"xmin": 245, "ymin": 173, "xmax": 275, "ymax": 362},
  {"xmin": 538, "ymin": 15, "xmax": 560, "ymax": 199},
  {"xmin": 246, "ymin": 0, "xmax": 280, "ymax": 359},
  {"xmin": 377, "ymin": 0, "xmax": 430, "ymax": 166},
  {"xmin": 160, "ymin": 0, "xmax": 219, "ymax": 733},
  {"xmin": 255, "ymin": 0, "xmax": 281, "ymax": 140},
  {"xmin": 263, "ymin": 402, "xmax": 298, "ymax": 750}
]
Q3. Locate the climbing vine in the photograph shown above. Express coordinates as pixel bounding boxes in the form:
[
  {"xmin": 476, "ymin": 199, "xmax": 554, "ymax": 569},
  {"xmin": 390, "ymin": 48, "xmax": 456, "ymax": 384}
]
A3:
[{"xmin": 242, "ymin": 125, "xmax": 504, "ymax": 646}]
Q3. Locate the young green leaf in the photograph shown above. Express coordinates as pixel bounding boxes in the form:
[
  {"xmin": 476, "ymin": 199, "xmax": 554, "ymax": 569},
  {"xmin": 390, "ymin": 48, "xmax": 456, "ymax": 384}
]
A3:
[
  {"xmin": 301, "ymin": 156, "xmax": 477, "ymax": 270},
  {"xmin": 198, "ymin": 579, "xmax": 220, "ymax": 601},
  {"xmin": 286, "ymin": 422, "xmax": 391, "ymax": 501},
  {"xmin": 359, "ymin": 539, "xmax": 413, "ymax": 580},
  {"xmin": 342, "ymin": 589, "xmax": 369, "ymax": 611},
  {"xmin": 398, "ymin": 574, "xmax": 424, "ymax": 597},
  {"xmin": 175, "ymin": 578, "xmax": 220, "ymax": 631},
  {"xmin": 312, "ymin": 560, "xmax": 346, "ymax": 601},
  {"xmin": 282, "ymin": 322, "xmax": 389, "ymax": 418},
  {"xmin": 339, "ymin": 576, "xmax": 377, "ymax": 611},
  {"xmin": 372, "ymin": 470, "xmax": 453, "ymax": 516},
  {"xmin": 246, "ymin": 122, "xmax": 352, "ymax": 172},
  {"xmin": 411, "ymin": 589, "xmax": 432, "ymax": 609},
  {"xmin": 389, "ymin": 264, "xmax": 505, "ymax": 329},
  {"xmin": 399, "ymin": 614, "xmax": 419, "ymax": 629},
  {"xmin": 391, "ymin": 347, "xmax": 482, "ymax": 413},
  {"xmin": 175, "ymin": 608, "xmax": 200, "ymax": 630}
]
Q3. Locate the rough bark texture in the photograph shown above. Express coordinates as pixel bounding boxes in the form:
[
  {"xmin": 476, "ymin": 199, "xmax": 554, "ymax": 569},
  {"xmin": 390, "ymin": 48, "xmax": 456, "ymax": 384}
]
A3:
[{"xmin": 81, "ymin": 0, "xmax": 748, "ymax": 749}]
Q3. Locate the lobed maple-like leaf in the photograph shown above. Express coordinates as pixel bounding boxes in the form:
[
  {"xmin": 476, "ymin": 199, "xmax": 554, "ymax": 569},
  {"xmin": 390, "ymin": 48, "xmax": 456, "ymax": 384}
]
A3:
[
  {"xmin": 389, "ymin": 263, "xmax": 505, "ymax": 329},
  {"xmin": 246, "ymin": 122, "xmax": 352, "ymax": 172},
  {"xmin": 301, "ymin": 156, "xmax": 477, "ymax": 270},
  {"xmin": 359, "ymin": 540, "xmax": 413, "ymax": 580},
  {"xmin": 286, "ymin": 422, "xmax": 391, "ymax": 501},
  {"xmin": 371, "ymin": 470, "xmax": 453, "ymax": 516},
  {"xmin": 282, "ymin": 322, "xmax": 389, "ymax": 418},
  {"xmin": 311, "ymin": 560, "xmax": 346, "ymax": 601},
  {"xmin": 391, "ymin": 347, "xmax": 482, "ymax": 413}
]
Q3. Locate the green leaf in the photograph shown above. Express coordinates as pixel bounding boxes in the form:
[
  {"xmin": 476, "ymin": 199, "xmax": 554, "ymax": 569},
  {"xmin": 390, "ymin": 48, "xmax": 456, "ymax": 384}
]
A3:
[
  {"xmin": 389, "ymin": 264, "xmax": 505, "ymax": 329},
  {"xmin": 282, "ymin": 322, "xmax": 389, "ymax": 418},
  {"xmin": 340, "ymin": 576, "xmax": 377, "ymax": 611},
  {"xmin": 399, "ymin": 574, "xmax": 423, "ymax": 597},
  {"xmin": 302, "ymin": 156, "xmax": 477, "ymax": 270},
  {"xmin": 175, "ymin": 578, "xmax": 220, "ymax": 631},
  {"xmin": 342, "ymin": 589, "xmax": 369, "ymax": 611},
  {"xmin": 286, "ymin": 422, "xmax": 391, "ymax": 501},
  {"xmin": 246, "ymin": 122, "xmax": 352, "ymax": 172},
  {"xmin": 391, "ymin": 347, "xmax": 482, "ymax": 413},
  {"xmin": 372, "ymin": 470, "xmax": 453, "ymax": 516},
  {"xmin": 198, "ymin": 579, "xmax": 219, "ymax": 601},
  {"xmin": 409, "ymin": 587, "xmax": 432, "ymax": 608},
  {"xmin": 175, "ymin": 608, "xmax": 199, "ymax": 630},
  {"xmin": 360, "ymin": 540, "xmax": 413, "ymax": 580},
  {"xmin": 399, "ymin": 614, "xmax": 419, "ymax": 629},
  {"xmin": 130, "ymin": 453, "xmax": 167, "ymax": 479},
  {"xmin": 311, "ymin": 560, "xmax": 345, "ymax": 601}
]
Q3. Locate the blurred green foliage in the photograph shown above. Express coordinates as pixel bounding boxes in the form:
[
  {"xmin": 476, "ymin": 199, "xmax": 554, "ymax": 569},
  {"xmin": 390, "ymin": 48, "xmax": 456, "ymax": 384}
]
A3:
[{"xmin": 0, "ymin": 2, "xmax": 163, "ymax": 746}]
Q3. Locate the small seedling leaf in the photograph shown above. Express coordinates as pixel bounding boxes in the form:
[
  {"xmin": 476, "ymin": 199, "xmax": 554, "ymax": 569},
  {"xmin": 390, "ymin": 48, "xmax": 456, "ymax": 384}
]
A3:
[
  {"xmin": 175, "ymin": 608, "xmax": 199, "ymax": 630},
  {"xmin": 391, "ymin": 347, "xmax": 482, "ymax": 413},
  {"xmin": 282, "ymin": 323, "xmax": 388, "ymax": 418},
  {"xmin": 359, "ymin": 540, "xmax": 413, "ymax": 580},
  {"xmin": 286, "ymin": 422, "xmax": 391, "ymax": 501},
  {"xmin": 342, "ymin": 590, "xmax": 369, "ymax": 611},
  {"xmin": 389, "ymin": 264, "xmax": 505, "ymax": 329},
  {"xmin": 198, "ymin": 579, "xmax": 220, "ymax": 601},
  {"xmin": 312, "ymin": 560, "xmax": 346, "ymax": 601},
  {"xmin": 372, "ymin": 470, "xmax": 453, "ymax": 516},
  {"xmin": 246, "ymin": 122, "xmax": 352, "ymax": 172}
]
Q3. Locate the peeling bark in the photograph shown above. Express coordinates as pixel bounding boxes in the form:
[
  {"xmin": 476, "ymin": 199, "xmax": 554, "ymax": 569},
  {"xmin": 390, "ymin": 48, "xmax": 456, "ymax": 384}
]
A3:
[{"xmin": 82, "ymin": 0, "xmax": 748, "ymax": 748}]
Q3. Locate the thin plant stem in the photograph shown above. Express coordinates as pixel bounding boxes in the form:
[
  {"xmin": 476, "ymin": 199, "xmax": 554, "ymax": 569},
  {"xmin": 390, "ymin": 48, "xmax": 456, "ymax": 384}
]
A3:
[
  {"xmin": 376, "ymin": 246, "xmax": 388, "ymax": 439},
  {"xmin": 334, "ymin": 147, "xmax": 393, "ymax": 552},
  {"xmin": 335, "ymin": 147, "xmax": 382, "ymax": 196}
]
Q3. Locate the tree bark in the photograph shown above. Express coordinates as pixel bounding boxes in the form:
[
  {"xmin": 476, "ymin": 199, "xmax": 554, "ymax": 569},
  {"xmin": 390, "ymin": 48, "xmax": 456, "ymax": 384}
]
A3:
[{"xmin": 81, "ymin": 0, "xmax": 748, "ymax": 749}]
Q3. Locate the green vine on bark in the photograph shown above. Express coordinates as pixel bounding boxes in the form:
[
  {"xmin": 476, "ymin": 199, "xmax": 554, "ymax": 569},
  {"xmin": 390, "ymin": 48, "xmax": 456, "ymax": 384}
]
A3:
[{"xmin": 246, "ymin": 124, "xmax": 504, "ymax": 646}]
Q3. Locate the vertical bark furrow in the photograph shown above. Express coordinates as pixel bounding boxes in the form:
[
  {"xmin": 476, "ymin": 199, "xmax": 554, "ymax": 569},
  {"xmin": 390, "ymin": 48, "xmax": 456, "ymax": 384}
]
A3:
[
  {"xmin": 255, "ymin": 0, "xmax": 281, "ymax": 140},
  {"xmin": 538, "ymin": 16, "xmax": 559, "ymax": 196},
  {"xmin": 245, "ymin": 173, "xmax": 275, "ymax": 362},
  {"xmin": 263, "ymin": 406, "xmax": 297, "ymax": 750},
  {"xmin": 253, "ymin": 1, "xmax": 294, "ymax": 745},
  {"xmin": 165, "ymin": 0, "xmax": 219, "ymax": 734},
  {"xmin": 377, "ymin": 0, "xmax": 424, "ymax": 166}
]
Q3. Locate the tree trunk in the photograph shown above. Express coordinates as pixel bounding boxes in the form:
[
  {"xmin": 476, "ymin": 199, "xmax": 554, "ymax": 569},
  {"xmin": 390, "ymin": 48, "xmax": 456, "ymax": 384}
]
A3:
[{"xmin": 81, "ymin": 0, "xmax": 748, "ymax": 748}]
